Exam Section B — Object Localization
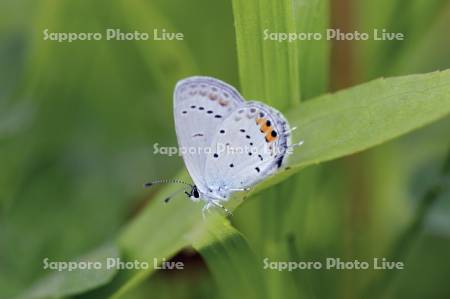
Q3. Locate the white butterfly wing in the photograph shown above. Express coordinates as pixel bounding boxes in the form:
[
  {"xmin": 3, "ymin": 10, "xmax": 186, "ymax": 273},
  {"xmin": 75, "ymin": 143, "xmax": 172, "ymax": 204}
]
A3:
[
  {"xmin": 204, "ymin": 101, "xmax": 292, "ymax": 192},
  {"xmin": 174, "ymin": 76, "xmax": 244, "ymax": 190}
]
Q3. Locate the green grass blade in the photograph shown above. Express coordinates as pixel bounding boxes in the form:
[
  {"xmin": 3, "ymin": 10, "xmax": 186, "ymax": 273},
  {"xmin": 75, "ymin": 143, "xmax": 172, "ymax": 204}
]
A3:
[
  {"xmin": 296, "ymin": 0, "xmax": 330, "ymax": 99},
  {"xmin": 192, "ymin": 217, "xmax": 267, "ymax": 299},
  {"xmin": 232, "ymin": 0, "xmax": 329, "ymax": 103},
  {"xmin": 288, "ymin": 70, "xmax": 450, "ymax": 169},
  {"xmin": 234, "ymin": 2, "xmax": 330, "ymax": 296},
  {"xmin": 232, "ymin": 0, "xmax": 300, "ymax": 108},
  {"xmin": 110, "ymin": 173, "xmax": 200, "ymax": 299}
]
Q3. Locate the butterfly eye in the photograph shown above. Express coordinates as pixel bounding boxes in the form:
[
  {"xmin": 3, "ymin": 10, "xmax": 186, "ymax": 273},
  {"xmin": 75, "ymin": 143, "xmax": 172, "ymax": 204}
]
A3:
[{"xmin": 193, "ymin": 189, "xmax": 200, "ymax": 198}]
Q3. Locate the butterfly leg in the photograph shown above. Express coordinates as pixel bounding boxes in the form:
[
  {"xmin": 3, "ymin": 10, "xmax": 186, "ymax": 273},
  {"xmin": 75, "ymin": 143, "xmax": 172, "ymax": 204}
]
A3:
[
  {"xmin": 202, "ymin": 201, "xmax": 214, "ymax": 220},
  {"xmin": 284, "ymin": 126, "xmax": 297, "ymax": 136},
  {"xmin": 289, "ymin": 140, "xmax": 304, "ymax": 148},
  {"xmin": 211, "ymin": 200, "xmax": 232, "ymax": 216},
  {"xmin": 228, "ymin": 187, "xmax": 250, "ymax": 192}
]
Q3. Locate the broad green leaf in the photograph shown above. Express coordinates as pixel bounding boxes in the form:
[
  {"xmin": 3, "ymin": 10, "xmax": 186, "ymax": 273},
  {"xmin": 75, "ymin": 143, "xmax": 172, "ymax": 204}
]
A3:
[
  {"xmin": 17, "ymin": 243, "xmax": 119, "ymax": 299},
  {"xmin": 113, "ymin": 69, "xmax": 450, "ymax": 297},
  {"xmin": 192, "ymin": 218, "xmax": 267, "ymax": 299},
  {"xmin": 287, "ymin": 70, "xmax": 450, "ymax": 169}
]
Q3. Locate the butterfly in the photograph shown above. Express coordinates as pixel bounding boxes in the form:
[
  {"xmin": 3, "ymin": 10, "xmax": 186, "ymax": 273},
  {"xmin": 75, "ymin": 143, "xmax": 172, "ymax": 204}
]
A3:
[{"xmin": 146, "ymin": 76, "xmax": 300, "ymax": 215}]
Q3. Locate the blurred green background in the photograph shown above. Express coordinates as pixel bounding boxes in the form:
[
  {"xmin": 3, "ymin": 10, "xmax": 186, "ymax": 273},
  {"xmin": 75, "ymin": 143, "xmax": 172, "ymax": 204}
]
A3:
[{"xmin": 0, "ymin": 0, "xmax": 449, "ymax": 298}]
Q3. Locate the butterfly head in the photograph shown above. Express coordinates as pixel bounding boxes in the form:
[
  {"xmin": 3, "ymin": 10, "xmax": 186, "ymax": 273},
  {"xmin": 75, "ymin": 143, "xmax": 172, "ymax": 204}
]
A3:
[{"xmin": 189, "ymin": 185, "xmax": 201, "ymax": 201}]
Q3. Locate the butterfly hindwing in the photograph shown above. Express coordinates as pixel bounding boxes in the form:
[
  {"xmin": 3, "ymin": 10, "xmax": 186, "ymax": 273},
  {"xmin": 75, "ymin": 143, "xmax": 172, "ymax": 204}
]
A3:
[
  {"xmin": 174, "ymin": 76, "xmax": 245, "ymax": 190},
  {"xmin": 204, "ymin": 101, "xmax": 292, "ymax": 193}
]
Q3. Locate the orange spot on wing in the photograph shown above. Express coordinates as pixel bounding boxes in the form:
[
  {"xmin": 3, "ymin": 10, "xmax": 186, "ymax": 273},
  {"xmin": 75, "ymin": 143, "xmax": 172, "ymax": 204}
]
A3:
[
  {"xmin": 256, "ymin": 118, "xmax": 270, "ymax": 133},
  {"xmin": 266, "ymin": 134, "xmax": 275, "ymax": 142},
  {"xmin": 265, "ymin": 130, "xmax": 277, "ymax": 142}
]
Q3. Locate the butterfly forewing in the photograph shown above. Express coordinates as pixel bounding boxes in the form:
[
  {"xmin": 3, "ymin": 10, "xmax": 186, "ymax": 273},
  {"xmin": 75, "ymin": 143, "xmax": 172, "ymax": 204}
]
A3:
[{"xmin": 173, "ymin": 77, "xmax": 245, "ymax": 190}]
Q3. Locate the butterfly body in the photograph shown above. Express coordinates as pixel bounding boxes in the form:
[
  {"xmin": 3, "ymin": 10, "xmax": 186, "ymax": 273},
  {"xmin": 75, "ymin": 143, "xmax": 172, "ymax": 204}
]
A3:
[{"xmin": 173, "ymin": 76, "xmax": 294, "ymax": 212}]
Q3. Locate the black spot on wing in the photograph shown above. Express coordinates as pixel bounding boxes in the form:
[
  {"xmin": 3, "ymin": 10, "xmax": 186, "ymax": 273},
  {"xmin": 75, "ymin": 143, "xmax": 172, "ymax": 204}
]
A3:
[{"xmin": 276, "ymin": 156, "xmax": 284, "ymax": 168}]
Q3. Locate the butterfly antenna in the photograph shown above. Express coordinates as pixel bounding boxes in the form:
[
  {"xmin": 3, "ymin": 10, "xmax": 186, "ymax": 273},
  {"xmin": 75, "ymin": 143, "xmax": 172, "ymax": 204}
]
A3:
[
  {"xmin": 164, "ymin": 187, "xmax": 189, "ymax": 203},
  {"xmin": 144, "ymin": 179, "xmax": 193, "ymax": 188}
]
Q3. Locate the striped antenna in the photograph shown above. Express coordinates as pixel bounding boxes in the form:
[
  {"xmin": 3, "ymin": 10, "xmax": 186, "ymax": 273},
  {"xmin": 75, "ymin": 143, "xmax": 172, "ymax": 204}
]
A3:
[{"xmin": 144, "ymin": 179, "xmax": 193, "ymax": 188}]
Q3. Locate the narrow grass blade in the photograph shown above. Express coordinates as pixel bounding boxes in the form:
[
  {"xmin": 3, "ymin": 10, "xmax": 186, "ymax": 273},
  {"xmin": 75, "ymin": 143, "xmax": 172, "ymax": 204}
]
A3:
[
  {"xmin": 288, "ymin": 70, "xmax": 450, "ymax": 169},
  {"xmin": 192, "ymin": 217, "xmax": 268, "ymax": 299},
  {"xmin": 296, "ymin": 0, "xmax": 330, "ymax": 99},
  {"xmin": 232, "ymin": 0, "xmax": 301, "ymax": 109}
]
